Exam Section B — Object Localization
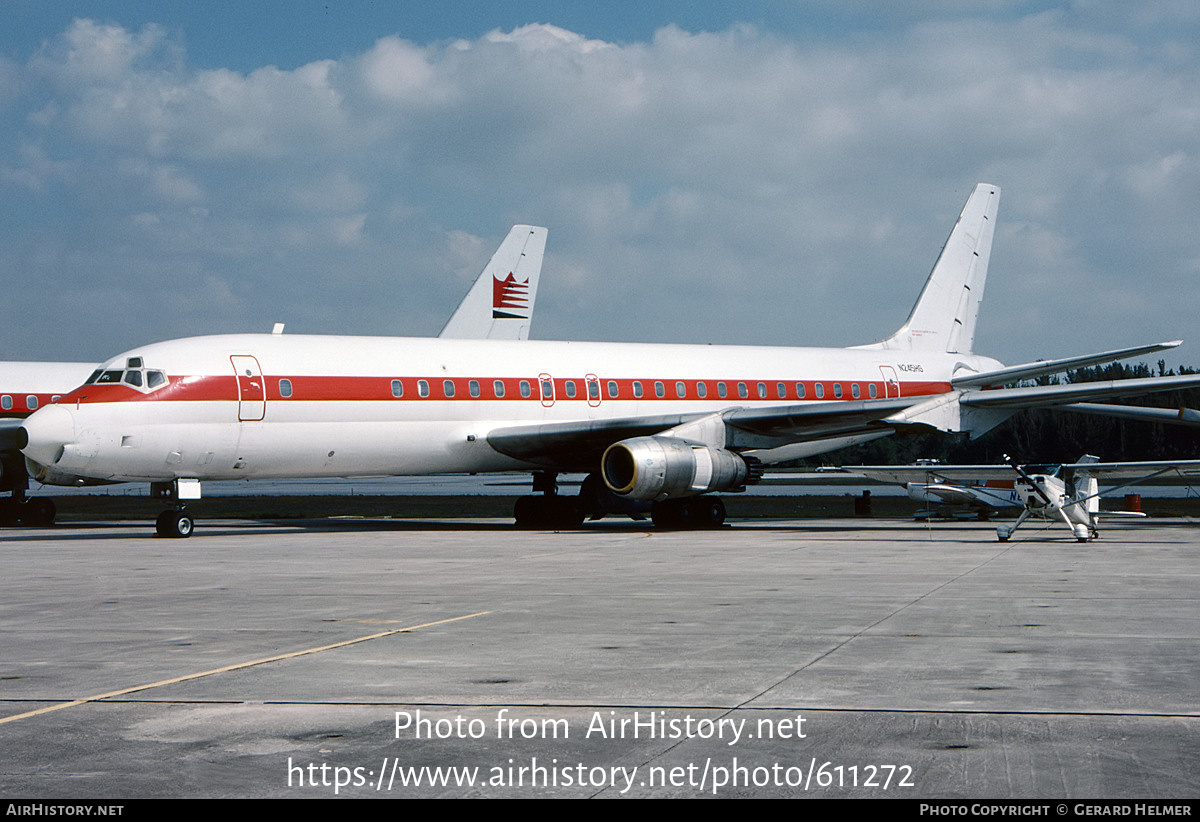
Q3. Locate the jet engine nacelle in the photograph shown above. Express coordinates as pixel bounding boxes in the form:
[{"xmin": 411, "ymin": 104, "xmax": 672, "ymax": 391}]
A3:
[{"xmin": 601, "ymin": 436, "xmax": 754, "ymax": 501}]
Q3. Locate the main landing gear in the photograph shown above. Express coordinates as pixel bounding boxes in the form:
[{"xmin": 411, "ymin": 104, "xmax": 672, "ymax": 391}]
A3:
[
  {"xmin": 152, "ymin": 479, "xmax": 200, "ymax": 538},
  {"xmin": 513, "ymin": 471, "xmax": 585, "ymax": 529},
  {"xmin": 513, "ymin": 472, "xmax": 727, "ymax": 530},
  {"xmin": 650, "ymin": 496, "xmax": 726, "ymax": 529}
]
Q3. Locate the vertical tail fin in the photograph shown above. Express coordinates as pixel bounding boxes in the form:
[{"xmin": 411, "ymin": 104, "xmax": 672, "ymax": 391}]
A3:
[
  {"xmin": 439, "ymin": 225, "xmax": 547, "ymax": 340},
  {"xmin": 866, "ymin": 183, "xmax": 1000, "ymax": 354}
]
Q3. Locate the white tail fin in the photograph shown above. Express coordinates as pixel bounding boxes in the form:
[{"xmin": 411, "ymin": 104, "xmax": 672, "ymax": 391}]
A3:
[
  {"xmin": 439, "ymin": 225, "xmax": 547, "ymax": 340},
  {"xmin": 864, "ymin": 183, "xmax": 999, "ymax": 354}
]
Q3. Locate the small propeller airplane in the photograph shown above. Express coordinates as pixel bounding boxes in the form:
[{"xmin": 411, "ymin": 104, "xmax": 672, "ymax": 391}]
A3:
[{"xmin": 847, "ymin": 456, "xmax": 1200, "ymax": 541}]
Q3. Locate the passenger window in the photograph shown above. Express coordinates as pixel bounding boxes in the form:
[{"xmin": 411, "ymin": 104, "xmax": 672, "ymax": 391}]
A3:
[
  {"xmin": 654, "ymin": 381, "xmax": 665, "ymax": 398},
  {"xmin": 717, "ymin": 382, "xmax": 727, "ymax": 398},
  {"xmin": 869, "ymin": 383, "xmax": 878, "ymax": 399},
  {"xmin": 815, "ymin": 383, "xmax": 824, "ymax": 399},
  {"xmin": 493, "ymin": 380, "xmax": 506, "ymax": 398},
  {"xmin": 564, "ymin": 380, "xmax": 576, "ymax": 399},
  {"xmin": 834, "ymin": 383, "xmax": 843, "ymax": 399},
  {"xmin": 280, "ymin": 379, "xmax": 293, "ymax": 398},
  {"xmin": 737, "ymin": 382, "xmax": 748, "ymax": 399},
  {"xmin": 26, "ymin": 395, "xmax": 37, "ymax": 410},
  {"xmin": 520, "ymin": 380, "xmax": 531, "ymax": 398},
  {"xmin": 675, "ymin": 381, "xmax": 686, "ymax": 398},
  {"xmin": 588, "ymin": 380, "xmax": 600, "ymax": 400},
  {"xmin": 851, "ymin": 383, "xmax": 860, "ymax": 399},
  {"xmin": 607, "ymin": 380, "xmax": 618, "ymax": 398},
  {"xmin": 796, "ymin": 382, "xmax": 806, "ymax": 398},
  {"xmin": 1, "ymin": 396, "xmax": 10, "ymax": 410},
  {"xmin": 443, "ymin": 380, "xmax": 455, "ymax": 398},
  {"xmin": 391, "ymin": 379, "xmax": 403, "ymax": 398},
  {"xmin": 418, "ymin": 380, "xmax": 430, "ymax": 398},
  {"xmin": 540, "ymin": 379, "xmax": 553, "ymax": 399},
  {"xmin": 697, "ymin": 382, "xmax": 707, "ymax": 398},
  {"xmin": 777, "ymin": 382, "xmax": 786, "ymax": 399},
  {"xmin": 757, "ymin": 382, "xmax": 766, "ymax": 399},
  {"xmin": 469, "ymin": 380, "xmax": 480, "ymax": 398},
  {"xmin": 633, "ymin": 381, "xmax": 643, "ymax": 399}
]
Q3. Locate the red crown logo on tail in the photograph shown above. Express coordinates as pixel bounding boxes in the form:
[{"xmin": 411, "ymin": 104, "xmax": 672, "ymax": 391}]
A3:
[{"xmin": 492, "ymin": 272, "xmax": 529, "ymax": 319}]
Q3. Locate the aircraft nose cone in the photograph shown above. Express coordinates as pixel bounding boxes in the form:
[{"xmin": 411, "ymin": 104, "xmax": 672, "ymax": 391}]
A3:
[{"xmin": 20, "ymin": 404, "xmax": 76, "ymax": 466}]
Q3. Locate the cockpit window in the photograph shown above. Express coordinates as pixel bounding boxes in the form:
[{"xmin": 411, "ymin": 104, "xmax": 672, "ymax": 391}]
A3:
[{"xmin": 88, "ymin": 362, "xmax": 168, "ymax": 393}]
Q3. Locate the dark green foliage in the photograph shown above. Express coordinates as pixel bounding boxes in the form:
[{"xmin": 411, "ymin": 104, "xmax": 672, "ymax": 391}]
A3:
[{"xmin": 800, "ymin": 362, "xmax": 1200, "ymax": 467}]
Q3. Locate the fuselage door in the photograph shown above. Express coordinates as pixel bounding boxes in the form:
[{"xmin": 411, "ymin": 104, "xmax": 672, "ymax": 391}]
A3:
[
  {"xmin": 879, "ymin": 365, "xmax": 900, "ymax": 399},
  {"xmin": 585, "ymin": 374, "xmax": 602, "ymax": 407},
  {"xmin": 231, "ymin": 355, "xmax": 266, "ymax": 421}
]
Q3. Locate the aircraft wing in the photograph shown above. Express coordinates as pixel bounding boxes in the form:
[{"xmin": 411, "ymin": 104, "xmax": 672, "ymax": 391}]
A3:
[
  {"xmin": 851, "ymin": 460, "xmax": 1200, "ymax": 483},
  {"xmin": 1057, "ymin": 403, "xmax": 1200, "ymax": 427},
  {"xmin": 959, "ymin": 374, "xmax": 1200, "ymax": 409},
  {"xmin": 487, "ymin": 375, "xmax": 1200, "ymax": 472},
  {"xmin": 848, "ymin": 465, "xmax": 1020, "ymax": 483},
  {"xmin": 486, "ymin": 395, "xmax": 920, "ymax": 469},
  {"xmin": 1060, "ymin": 459, "xmax": 1200, "ymax": 480},
  {"xmin": 951, "ymin": 340, "xmax": 1182, "ymax": 388}
]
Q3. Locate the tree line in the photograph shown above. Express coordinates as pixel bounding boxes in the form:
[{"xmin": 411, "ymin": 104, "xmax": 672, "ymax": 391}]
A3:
[{"xmin": 806, "ymin": 361, "xmax": 1200, "ymax": 468}]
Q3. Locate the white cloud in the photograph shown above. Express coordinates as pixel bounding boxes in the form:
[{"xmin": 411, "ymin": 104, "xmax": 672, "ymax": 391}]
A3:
[{"xmin": 0, "ymin": 13, "xmax": 1197, "ymax": 368}]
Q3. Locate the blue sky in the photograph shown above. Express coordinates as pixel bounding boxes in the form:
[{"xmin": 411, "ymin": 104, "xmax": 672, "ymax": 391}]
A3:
[{"xmin": 2, "ymin": 1, "xmax": 1198, "ymax": 367}]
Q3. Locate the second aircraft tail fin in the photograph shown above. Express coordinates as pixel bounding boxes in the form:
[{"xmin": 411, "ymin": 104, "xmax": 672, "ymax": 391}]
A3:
[{"xmin": 439, "ymin": 225, "xmax": 547, "ymax": 341}]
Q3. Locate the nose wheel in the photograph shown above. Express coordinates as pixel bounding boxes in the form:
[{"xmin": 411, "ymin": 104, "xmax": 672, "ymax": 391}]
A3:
[
  {"xmin": 155, "ymin": 508, "xmax": 194, "ymax": 538},
  {"xmin": 151, "ymin": 479, "xmax": 201, "ymax": 538}
]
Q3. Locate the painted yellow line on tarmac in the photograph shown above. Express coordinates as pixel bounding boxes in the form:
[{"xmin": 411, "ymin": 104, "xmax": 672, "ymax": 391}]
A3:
[{"xmin": 0, "ymin": 610, "xmax": 492, "ymax": 725}]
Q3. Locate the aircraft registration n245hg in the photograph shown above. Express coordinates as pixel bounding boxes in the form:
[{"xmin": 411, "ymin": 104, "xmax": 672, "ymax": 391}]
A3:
[{"xmin": 18, "ymin": 184, "xmax": 1200, "ymax": 536}]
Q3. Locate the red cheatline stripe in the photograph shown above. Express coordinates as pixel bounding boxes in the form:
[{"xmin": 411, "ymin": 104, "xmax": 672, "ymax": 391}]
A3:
[{"xmin": 57, "ymin": 375, "xmax": 950, "ymax": 405}]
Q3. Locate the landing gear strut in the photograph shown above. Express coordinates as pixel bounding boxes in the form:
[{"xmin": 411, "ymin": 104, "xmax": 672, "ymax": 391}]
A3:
[{"xmin": 513, "ymin": 471, "xmax": 584, "ymax": 529}]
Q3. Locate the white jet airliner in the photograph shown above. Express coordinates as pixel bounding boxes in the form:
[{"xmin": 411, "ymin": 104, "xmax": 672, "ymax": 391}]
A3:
[
  {"xmin": 1, "ymin": 225, "xmax": 545, "ymax": 526},
  {"xmin": 18, "ymin": 184, "xmax": 1200, "ymax": 536}
]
